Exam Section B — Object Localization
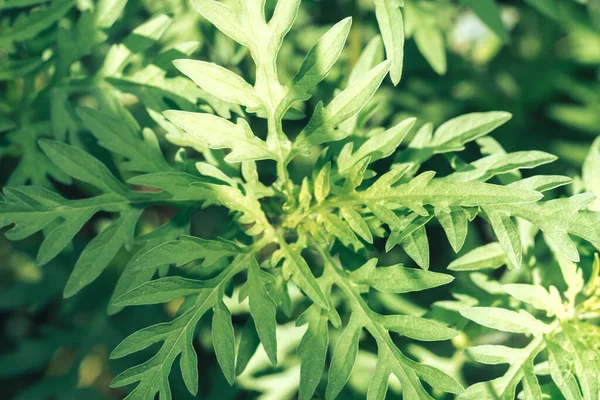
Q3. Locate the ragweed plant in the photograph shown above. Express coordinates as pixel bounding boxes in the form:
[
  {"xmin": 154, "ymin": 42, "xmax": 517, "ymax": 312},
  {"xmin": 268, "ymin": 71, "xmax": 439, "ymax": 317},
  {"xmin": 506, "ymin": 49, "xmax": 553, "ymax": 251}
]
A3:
[
  {"xmin": 2, "ymin": 0, "xmax": 600, "ymax": 399},
  {"xmin": 459, "ymin": 251, "xmax": 600, "ymax": 400}
]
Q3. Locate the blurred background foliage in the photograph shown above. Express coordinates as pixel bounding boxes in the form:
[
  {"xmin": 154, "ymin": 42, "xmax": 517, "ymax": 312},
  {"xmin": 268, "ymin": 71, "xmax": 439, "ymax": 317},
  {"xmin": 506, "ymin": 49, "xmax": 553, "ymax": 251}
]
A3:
[{"xmin": 1, "ymin": 0, "xmax": 599, "ymax": 398}]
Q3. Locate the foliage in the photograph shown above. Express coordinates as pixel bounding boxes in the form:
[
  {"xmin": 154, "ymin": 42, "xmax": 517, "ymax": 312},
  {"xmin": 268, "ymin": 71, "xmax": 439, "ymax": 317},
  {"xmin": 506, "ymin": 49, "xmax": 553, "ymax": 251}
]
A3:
[{"xmin": 1, "ymin": 0, "xmax": 600, "ymax": 399}]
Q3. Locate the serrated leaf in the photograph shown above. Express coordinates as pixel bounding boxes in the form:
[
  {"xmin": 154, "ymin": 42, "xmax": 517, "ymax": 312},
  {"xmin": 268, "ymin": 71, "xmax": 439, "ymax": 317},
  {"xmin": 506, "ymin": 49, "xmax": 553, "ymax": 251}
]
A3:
[
  {"xmin": 508, "ymin": 175, "xmax": 572, "ymax": 192},
  {"xmin": 460, "ymin": 307, "xmax": 547, "ymax": 334},
  {"xmin": 164, "ymin": 111, "xmax": 275, "ymax": 162},
  {"xmin": 39, "ymin": 140, "xmax": 128, "ymax": 195},
  {"xmin": 113, "ymin": 277, "xmax": 215, "ymax": 307},
  {"xmin": 129, "ymin": 236, "xmax": 239, "ymax": 271},
  {"xmin": 350, "ymin": 259, "xmax": 454, "ymax": 293},
  {"xmin": 174, "ymin": 60, "xmax": 261, "ymax": 110},
  {"xmin": 322, "ymin": 213, "xmax": 361, "ymax": 251},
  {"xmin": 64, "ymin": 208, "xmax": 142, "ymax": 298},
  {"xmin": 503, "ymin": 284, "xmax": 564, "ymax": 316},
  {"xmin": 399, "ymin": 225, "xmax": 430, "ymax": 269},
  {"xmin": 108, "ymin": 213, "xmax": 190, "ymax": 315},
  {"xmin": 280, "ymin": 241, "xmax": 329, "ymax": 309},
  {"xmin": 380, "ymin": 315, "xmax": 458, "ymax": 341},
  {"xmin": 363, "ymin": 177, "xmax": 542, "ymax": 209},
  {"xmin": 339, "ymin": 118, "xmax": 415, "ymax": 174},
  {"xmin": 78, "ymin": 107, "xmax": 170, "ymax": 174}
]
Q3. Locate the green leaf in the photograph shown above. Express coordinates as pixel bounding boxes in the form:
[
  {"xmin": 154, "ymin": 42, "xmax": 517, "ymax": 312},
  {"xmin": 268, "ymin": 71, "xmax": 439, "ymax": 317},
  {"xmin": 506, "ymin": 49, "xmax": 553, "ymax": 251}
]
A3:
[
  {"xmin": 583, "ymin": 136, "xmax": 600, "ymax": 211},
  {"xmin": 247, "ymin": 259, "xmax": 278, "ymax": 364},
  {"xmin": 433, "ymin": 112, "xmax": 512, "ymax": 151},
  {"xmin": 350, "ymin": 259, "xmax": 454, "ymax": 293},
  {"xmin": 36, "ymin": 209, "xmax": 95, "ymax": 266},
  {"xmin": 380, "ymin": 315, "xmax": 458, "ymax": 341},
  {"xmin": 129, "ymin": 236, "xmax": 239, "ymax": 271},
  {"xmin": 398, "ymin": 225, "xmax": 430, "ymax": 269},
  {"xmin": 347, "ymin": 35, "xmax": 384, "ymax": 86},
  {"xmin": 295, "ymin": 61, "xmax": 390, "ymax": 150},
  {"xmin": 108, "ymin": 212, "xmax": 190, "ymax": 315},
  {"xmin": 0, "ymin": 0, "xmax": 76, "ymax": 52},
  {"xmin": 522, "ymin": 361, "xmax": 543, "ymax": 400},
  {"xmin": 503, "ymin": 284, "xmax": 563, "ymax": 316},
  {"xmin": 447, "ymin": 150, "xmax": 558, "ymax": 183},
  {"xmin": 340, "ymin": 208, "xmax": 373, "ymax": 243},
  {"xmin": 460, "ymin": 0, "xmax": 509, "ymax": 42},
  {"xmin": 338, "ymin": 117, "xmax": 415, "ymax": 174},
  {"xmin": 39, "ymin": 140, "xmax": 128, "ymax": 195},
  {"xmin": 485, "ymin": 210, "xmax": 522, "ymax": 268},
  {"xmin": 314, "ymin": 162, "xmax": 331, "ymax": 203},
  {"xmin": 367, "ymin": 359, "xmax": 390, "ymax": 400},
  {"xmin": 78, "ymin": 107, "xmax": 170, "ymax": 174},
  {"xmin": 64, "ymin": 208, "xmax": 142, "ymax": 298},
  {"xmin": 174, "ymin": 60, "xmax": 262, "ymax": 111},
  {"xmin": 236, "ymin": 319, "xmax": 260, "ymax": 376},
  {"xmin": 322, "ymin": 213, "xmax": 362, "ymax": 251},
  {"xmin": 546, "ymin": 339, "xmax": 584, "ymax": 400},
  {"xmin": 286, "ymin": 17, "xmax": 352, "ymax": 103},
  {"xmin": 460, "ymin": 307, "xmax": 547, "ymax": 334},
  {"xmin": 279, "ymin": 241, "xmax": 329, "ymax": 309},
  {"xmin": 435, "ymin": 207, "xmax": 468, "ymax": 253},
  {"xmin": 113, "ymin": 277, "xmax": 214, "ymax": 307},
  {"xmin": 386, "ymin": 213, "xmax": 432, "ymax": 252},
  {"xmin": 414, "ymin": 26, "xmax": 446, "ymax": 75},
  {"xmin": 489, "ymin": 194, "xmax": 600, "ymax": 262},
  {"xmin": 95, "ymin": 0, "xmax": 128, "ymax": 28},
  {"xmin": 363, "ymin": 177, "xmax": 542, "ymax": 212},
  {"xmin": 191, "ymin": 0, "xmax": 248, "ymax": 45},
  {"xmin": 396, "ymin": 112, "xmax": 512, "ymax": 170},
  {"xmin": 325, "ymin": 316, "xmax": 362, "ymax": 400},
  {"xmin": 448, "ymin": 243, "xmax": 508, "ymax": 271},
  {"xmin": 212, "ymin": 298, "xmax": 236, "ymax": 385},
  {"xmin": 374, "ymin": 0, "xmax": 405, "ymax": 84},
  {"xmin": 508, "ymin": 175, "xmax": 572, "ymax": 192},
  {"xmin": 164, "ymin": 111, "xmax": 275, "ymax": 162},
  {"xmin": 561, "ymin": 323, "xmax": 600, "ymax": 400},
  {"xmin": 404, "ymin": 359, "xmax": 465, "ymax": 394},
  {"xmin": 110, "ymin": 292, "xmax": 214, "ymax": 399},
  {"xmin": 269, "ymin": 0, "xmax": 301, "ymax": 41},
  {"xmin": 463, "ymin": 345, "xmax": 524, "ymax": 365},
  {"xmin": 297, "ymin": 306, "xmax": 329, "ymax": 400}
]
